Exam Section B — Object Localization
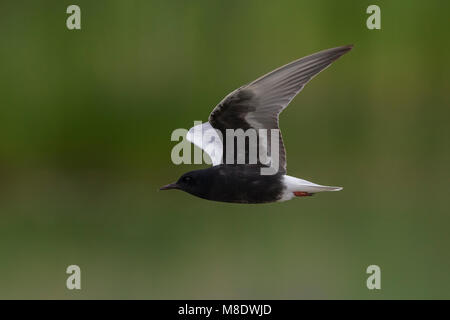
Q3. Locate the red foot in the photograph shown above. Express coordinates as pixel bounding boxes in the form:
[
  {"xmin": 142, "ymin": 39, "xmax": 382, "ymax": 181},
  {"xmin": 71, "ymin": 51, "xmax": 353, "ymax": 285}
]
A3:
[{"xmin": 294, "ymin": 191, "xmax": 313, "ymax": 197}]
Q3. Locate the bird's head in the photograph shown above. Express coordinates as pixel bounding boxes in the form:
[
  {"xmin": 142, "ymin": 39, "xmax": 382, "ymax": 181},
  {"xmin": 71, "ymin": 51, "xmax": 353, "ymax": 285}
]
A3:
[{"xmin": 160, "ymin": 169, "xmax": 210, "ymax": 198}]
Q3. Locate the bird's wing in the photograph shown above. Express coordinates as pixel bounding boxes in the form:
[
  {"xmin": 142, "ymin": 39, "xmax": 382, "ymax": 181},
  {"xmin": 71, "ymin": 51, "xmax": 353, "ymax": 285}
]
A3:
[
  {"xmin": 208, "ymin": 45, "xmax": 353, "ymax": 173},
  {"xmin": 186, "ymin": 122, "xmax": 223, "ymax": 166}
]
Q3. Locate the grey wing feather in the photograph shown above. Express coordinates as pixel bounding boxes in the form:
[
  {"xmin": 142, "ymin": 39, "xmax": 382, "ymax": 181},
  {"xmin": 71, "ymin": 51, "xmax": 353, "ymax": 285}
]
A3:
[{"xmin": 209, "ymin": 45, "xmax": 353, "ymax": 172}]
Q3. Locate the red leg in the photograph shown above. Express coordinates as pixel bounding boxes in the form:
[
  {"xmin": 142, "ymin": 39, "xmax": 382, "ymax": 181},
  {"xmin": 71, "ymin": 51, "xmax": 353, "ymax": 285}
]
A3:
[{"xmin": 294, "ymin": 191, "xmax": 314, "ymax": 197}]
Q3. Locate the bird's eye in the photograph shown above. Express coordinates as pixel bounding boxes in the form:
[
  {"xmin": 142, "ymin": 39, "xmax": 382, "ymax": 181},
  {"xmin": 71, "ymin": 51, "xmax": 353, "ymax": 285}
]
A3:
[{"xmin": 183, "ymin": 176, "xmax": 192, "ymax": 182}]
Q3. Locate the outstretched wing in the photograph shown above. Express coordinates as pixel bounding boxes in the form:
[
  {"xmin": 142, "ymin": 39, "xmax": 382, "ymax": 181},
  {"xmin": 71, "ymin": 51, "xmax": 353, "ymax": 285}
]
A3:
[{"xmin": 209, "ymin": 45, "xmax": 353, "ymax": 173}]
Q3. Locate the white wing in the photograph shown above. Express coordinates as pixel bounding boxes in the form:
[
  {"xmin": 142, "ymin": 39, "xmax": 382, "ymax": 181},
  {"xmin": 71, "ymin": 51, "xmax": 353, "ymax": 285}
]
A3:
[{"xmin": 186, "ymin": 122, "xmax": 223, "ymax": 166}]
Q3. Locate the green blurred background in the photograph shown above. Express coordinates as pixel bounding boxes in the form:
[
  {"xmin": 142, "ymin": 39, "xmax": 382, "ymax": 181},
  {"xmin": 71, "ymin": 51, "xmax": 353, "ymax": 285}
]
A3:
[{"xmin": 0, "ymin": 0, "xmax": 449, "ymax": 299}]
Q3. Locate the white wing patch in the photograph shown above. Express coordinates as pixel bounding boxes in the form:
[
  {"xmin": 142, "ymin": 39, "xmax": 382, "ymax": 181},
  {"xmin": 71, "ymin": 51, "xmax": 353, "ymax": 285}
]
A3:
[{"xmin": 186, "ymin": 122, "xmax": 223, "ymax": 166}]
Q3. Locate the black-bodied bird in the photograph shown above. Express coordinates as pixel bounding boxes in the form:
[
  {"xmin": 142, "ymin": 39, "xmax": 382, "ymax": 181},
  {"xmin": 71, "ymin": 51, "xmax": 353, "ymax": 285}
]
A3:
[{"xmin": 161, "ymin": 45, "xmax": 353, "ymax": 204}]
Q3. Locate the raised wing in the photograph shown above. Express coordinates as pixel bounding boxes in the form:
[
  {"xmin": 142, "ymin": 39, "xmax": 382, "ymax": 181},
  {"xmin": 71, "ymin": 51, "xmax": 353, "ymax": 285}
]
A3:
[{"xmin": 209, "ymin": 45, "xmax": 353, "ymax": 173}]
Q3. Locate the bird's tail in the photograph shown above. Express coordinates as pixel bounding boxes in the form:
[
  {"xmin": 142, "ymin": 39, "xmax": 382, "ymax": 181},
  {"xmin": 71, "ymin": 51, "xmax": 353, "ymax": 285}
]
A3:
[{"xmin": 283, "ymin": 175, "xmax": 343, "ymax": 194}]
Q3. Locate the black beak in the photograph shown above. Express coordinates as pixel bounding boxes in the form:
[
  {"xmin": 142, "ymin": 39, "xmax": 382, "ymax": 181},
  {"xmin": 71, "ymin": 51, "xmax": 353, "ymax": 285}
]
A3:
[{"xmin": 159, "ymin": 183, "xmax": 179, "ymax": 190}]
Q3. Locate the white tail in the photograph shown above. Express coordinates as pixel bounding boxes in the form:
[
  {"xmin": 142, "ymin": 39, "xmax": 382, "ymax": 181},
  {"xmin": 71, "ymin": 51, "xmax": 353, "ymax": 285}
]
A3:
[{"xmin": 283, "ymin": 175, "xmax": 343, "ymax": 194}]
